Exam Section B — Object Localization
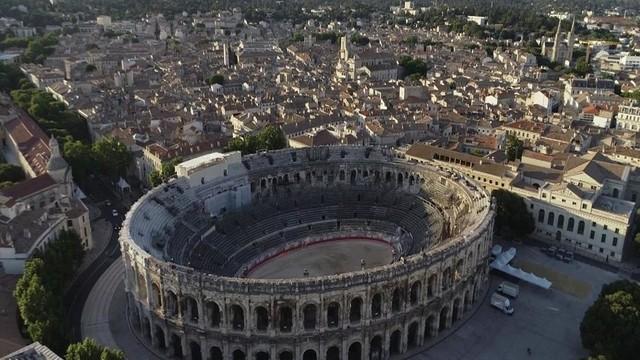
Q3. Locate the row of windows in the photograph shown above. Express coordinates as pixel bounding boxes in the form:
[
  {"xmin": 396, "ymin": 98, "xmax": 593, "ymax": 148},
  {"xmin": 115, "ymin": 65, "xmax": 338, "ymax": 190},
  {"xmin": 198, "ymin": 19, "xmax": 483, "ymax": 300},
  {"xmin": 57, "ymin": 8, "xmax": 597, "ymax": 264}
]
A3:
[{"xmin": 537, "ymin": 209, "xmax": 620, "ymax": 247}]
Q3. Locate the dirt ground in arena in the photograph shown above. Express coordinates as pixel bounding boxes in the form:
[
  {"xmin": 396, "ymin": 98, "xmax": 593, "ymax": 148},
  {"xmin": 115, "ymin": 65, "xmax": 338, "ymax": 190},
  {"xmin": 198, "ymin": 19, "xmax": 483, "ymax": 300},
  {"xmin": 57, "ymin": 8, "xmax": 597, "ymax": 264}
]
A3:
[{"xmin": 247, "ymin": 239, "xmax": 394, "ymax": 279}]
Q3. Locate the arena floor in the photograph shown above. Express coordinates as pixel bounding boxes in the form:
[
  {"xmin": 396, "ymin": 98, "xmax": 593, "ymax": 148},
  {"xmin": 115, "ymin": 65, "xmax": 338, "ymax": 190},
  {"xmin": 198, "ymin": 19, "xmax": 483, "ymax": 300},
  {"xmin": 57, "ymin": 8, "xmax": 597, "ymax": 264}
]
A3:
[{"xmin": 247, "ymin": 239, "xmax": 394, "ymax": 279}]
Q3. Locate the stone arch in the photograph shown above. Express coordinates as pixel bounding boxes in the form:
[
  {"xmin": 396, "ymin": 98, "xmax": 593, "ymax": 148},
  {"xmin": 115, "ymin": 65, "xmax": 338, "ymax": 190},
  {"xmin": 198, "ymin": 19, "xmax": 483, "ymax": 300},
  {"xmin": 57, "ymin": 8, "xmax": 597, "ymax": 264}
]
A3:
[
  {"xmin": 255, "ymin": 306, "xmax": 269, "ymax": 331},
  {"xmin": 166, "ymin": 290, "xmax": 178, "ymax": 316},
  {"xmin": 385, "ymin": 171, "xmax": 392, "ymax": 183},
  {"xmin": 233, "ymin": 350, "xmax": 246, "ymax": 360},
  {"xmin": 369, "ymin": 335, "xmax": 383, "ymax": 360},
  {"xmin": 210, "ymin": 347, "xmax": 223, "ymax": 360},
  {"xmin": 190, "ymin": 341, "xmax": 202, "ymax": 360},
  {"xmin": 326, "ymin": 346, "xmax": 340, "ymax": 360},
  {"xmin": 180, "ymin": 295, "xmax": 198, "ymax": 323},
  {"xmin": 439, "ymin": 306, "xmax": 449, "ymax": 331},
  {"xmin": 389, "ymin": 329, "xmax": 401, "ymax": 355},
  {"xmin": 303, "ymin": 303, "xmax": 317, "ymax": 330},
  {"xmin": 154, "ymin": 325, "xmax": 166, "ymax": 350},
  {"xmin": 408, "ymin": 321, "xmax": 419, "ymax": 349},
  {"xmin": 327, "ymin": 302, "xmax": 340, "ymax": 328},
  {"xmin": 350, "ymin": 297, "xmax": 362, "ymax": 323},
  {"xmin": 427, "ymin": 274, "xmax": 437, "ymax": 297},
  {"xmin": 170, "ymin": 333, "xmax": 183, "ymax": 358},
  {"xmin": 348, "ymin": 342, "xmax": 362, "ymax": 360},
  {"xmin": 279, "ymin": 351, "xmax": 293, "ymax": 360},
  {"xmin": 424, "ymin": 315, "xmax": 436, "ymax": 339},
  {"xmin": 230, "ymin": 304, "xmax": 244, "ymax": 330},
  {"xmin": 279, "ymin": 305, "xmax": 293, "ymax": 332},
  {"xmin": 151, "ymin": 282, "xmax": 162, "ymax": 310},
  {"xmin": 136, "ymin": 271, "xmax": 147, "ymax": 300},
  {"xmin": 206, "ymin": 301, "xmax": 221, "ymax": 327},
  {"xmin": 256, "ymin": 351, "xmax": 270, "ymax": 360},
  {"xmin": 455, "ymin": 259, "xmax": 464, "ymax": 280},
  {"xmin": 442, "ymin": 267, "xmax": 452, "ymax": 290},
  {"xmin": 371, "ymin": 293, "xmax": 382, "ymax": 318},
  {"xmin": 410, "ymin": 280, "xmax": 421, "ymax": 305},
  {"xmin": 409, "ymin": 175, "xmax": 415, "ymax": 185},
  {"xmin": 303, "ymin": 349, "xmax": 317, "ymax": 360},
  {"xmin": 452, "ymin": 298, "xmax": 462, "ymax": 322},
  {"xmin": 391, "ymin": 287, "xmax": 402, "ymax": 312}
]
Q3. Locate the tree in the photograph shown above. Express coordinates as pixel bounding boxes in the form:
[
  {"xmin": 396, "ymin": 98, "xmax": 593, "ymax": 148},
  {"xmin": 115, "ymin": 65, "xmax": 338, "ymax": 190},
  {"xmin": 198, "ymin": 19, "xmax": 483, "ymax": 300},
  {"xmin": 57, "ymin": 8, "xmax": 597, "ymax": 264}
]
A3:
[
  {"xmin": 63, "ymin": 138, "xmax": 93, "ymax": 181},
  {"xmin": 0, "ymin": 163, "xmax": 25, "ymax": 183},
  {"xmin": 492, "ymin": 189, "xmax": 535, "ymax": 237},
  {"xmin": 91, "ymin": 137, "xmax": 132, "ymax": 179},
  {"xmin": 580, "ymin": 280, "xmax": 640, "ymax": 360},
  {"xmin": 206, "ymin": 74, "xmax": 224, "ymax": 85},
  {"xmin": 399, "ymin": 56, "xmax": 429, "ymax": 78},
  {"xmin": 225, "ymin": 125, "xmax": 287, "ymax": 155},
  {"xmin": 148, "ymin": 170, "xmax": 163, "ymax": 187},
  {"xmin": 504, "ymin": 134, "xmax": 524, "ymax": 161},
  {"xmin": 350, "ymin": 33, "xmax": 370, "ymax": 46},
  {"xmin": 66, "ymin": 338, "xmax": 124, "ymax": 360}
]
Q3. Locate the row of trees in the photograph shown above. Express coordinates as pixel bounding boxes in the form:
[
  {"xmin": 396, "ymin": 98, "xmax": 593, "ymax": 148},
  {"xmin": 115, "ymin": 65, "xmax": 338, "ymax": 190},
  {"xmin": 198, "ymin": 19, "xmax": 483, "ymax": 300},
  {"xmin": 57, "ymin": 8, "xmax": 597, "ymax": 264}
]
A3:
[
  {"xmin": 66, "ymin": 338, "xmax": 124, "ymax": 360},
  {"xmin": 63, "ymin": 137, "xmax": 132, "ymax": 182},
  {"xmin": 10, "ymin": 86, "xmax": 90, "ymax": 142},
  {"xmin": 0, "ymin": 33, "xmax": 58, "ymax": 64},
  {"xmin": 14, "ymin": 230, "xmax": 85, "ymax": 353},
  {"xmin": 492, "ymin": 189, "xmax": 535, "ymax": 237}
]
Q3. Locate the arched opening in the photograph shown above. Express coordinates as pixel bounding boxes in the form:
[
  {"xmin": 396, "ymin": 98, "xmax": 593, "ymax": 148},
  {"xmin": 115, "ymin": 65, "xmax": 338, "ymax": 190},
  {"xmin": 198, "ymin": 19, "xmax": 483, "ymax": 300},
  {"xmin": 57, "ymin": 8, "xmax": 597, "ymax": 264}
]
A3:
[
  {"xmin": 371, "ymin": 293, "xmax": 382, "ymax": 318},
  {"xmin": 327, "ymin": 302, "xmax": 340, "ymax": 328},
  {"xmin": 350, "ymin": 170, "xmax": 357, "ymax": 184},
  {"xmin": 260, "ymin": 178, "xmax": 266, "ymax": 189},
  {"xmin": 170, "ymin": 334, "xmax": 183, "ymax": 358},
  {"xmin": 256, "ymin": 351, "xmax": 269, "ymax": 360},
  {"xmin": 154, "ymin": 325, "xmax": 166, "ymax": 350},
  {"xmin": 141, "ymin": 317, "xmax": 151, "ymax": 341},
  {"xmin": 326, "ymin": 346, "xmax": 340, "ymax": 360},
  {"xmin": 136, "ymin": 271, "xmax": 147, "ymax": 300},
  {"xmin": 279, "ymin": 351, "xmax": 293, "ymax": 360},
  {"xmin": 392, "ymin": 288, "xmax": 402, "ymax": 312},
  {"xmin": 408, "ymin": 321, "xmax": 419, "ymax": 349},
  {"xmin": 231, "ymin": 305, "xmax": 244, "ymax": 330},
  {"xmin": 464, "ymin": 290, "xmax": 471, "ymax": 311},
  {"xmin": 339, "ymin": 170, "xmax": 345, "ymax": 181},
  {"xmin": 397, "ymin": 173, "xmax": 403, "ymax": 185},
  {"xmin": 428, "ymin": 274, "xmax": 437, "ymax": 297},
  {"xmin": 389, "ymin": 330, "xmax": 401, "ymax": 355},
  {"xmin": 233, "ymin": 350, "xmax": 246, "ymax": 360},
  {"xmin": 190, "ymin": 341, "xmax": 202, "ymax": 360},
  {"xmin": 613, "ymin": 188, "xmax": 619, "ymax": 198},
  {"xmin": 166, "ymin": 291, "xmax": 178, "ymax": 316},
  {"xmin": 452, "ymin": 298, "xmax": 461, "ymax": 322},
  {"xmin": 303, "ymin": 349, "xmax": 317, "ymax": 360},
  {"xmin": 409, "ymin": 175, "xmax": 415, "ymax": 185},
  {"xmin": 348, "ymin": 342, "xmax": 362, "ymax": 360},
  {"xmin": 350, "ymin": 297, "xmax": 362, "ymax": 323},
  {"xmin": 207, "ymin": 301, "xmax": 220, "ymax": 327},
  {"xmin": 410, "ymin": 281, "xmax": 421, "ymax": 305},
  {"xmin": 439, "ymin": 307, "xmax": 449, "ymax": 331},
  {"xmin": 303, "ymin": 304, "xmax": 317, "ymax": 330},
  {"xmin": 181, "ymin": 296, "xmax": 198, "ymax": 323},
  {"xmin": 131, "ymin": 306, "xmax": 141, "ymax": 331},
  {"xmin": 151, "ymin": 283, "xmax": 162, "ymax": 310},
  {"xmin": 538, "ymin": 209, "xmax": 545, "ymax": 223},
  {"xmin": 255, "ymin": 306, "xmax": 269, "ymax": 331},
  {"xmin": 567, "ymin": 217, "xmax": 575, "ymax": 232},
  {"xmin": 547, "ymin": 212, "xmax": 555, "ymax": 226},
  {"xmin": 578, "ymin": 220, "xmax": 585, "ymax": 235},
  {"xmin": 455, "ymin": 259, "xmax": 464, "ymax": 281},
  {"xmin": 370, "ymin": 336, "xmax": 383, "ymax": 360},
  {"xmin": 442, "ymin": 267, "xmax": 451, "ymax": 290},
  {"xmin": 279, "ymin": 306, "xmax": 293, "ymax": 332},
  {"xmin": 557, "ymin": 214, "xmax": 565, "ymax": 228},
  {"xmin": 210, "ymin": 347, "xmax": 223, "ymax": 360},
  {"xmin": 424, "ymin": 315, "xmax": 435, "ymax": 339}
]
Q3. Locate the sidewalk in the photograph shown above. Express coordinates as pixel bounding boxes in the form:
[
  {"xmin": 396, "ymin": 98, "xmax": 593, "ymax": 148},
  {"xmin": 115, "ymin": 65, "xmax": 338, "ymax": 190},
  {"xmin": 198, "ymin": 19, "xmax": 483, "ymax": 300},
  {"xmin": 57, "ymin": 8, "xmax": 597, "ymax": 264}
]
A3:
[{"xmin": 77, "ymin": 219, "xmax": 113, "ymax": 276}]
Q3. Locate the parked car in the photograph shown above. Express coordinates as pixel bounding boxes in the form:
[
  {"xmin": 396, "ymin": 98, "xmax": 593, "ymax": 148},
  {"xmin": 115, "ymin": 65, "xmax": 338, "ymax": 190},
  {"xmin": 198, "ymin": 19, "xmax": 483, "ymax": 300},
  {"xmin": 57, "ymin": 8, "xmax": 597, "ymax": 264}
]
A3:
[
  {"xmin": 490, "ymin": 293, "xmax": 514, "ymax": 315},
  {"xmin": 112, "ymin": 209, "xmax": 119, "ymax": 217},
  {"xmin": 497, "ymin": 281, "xmax": 520, "ymax": 298}
]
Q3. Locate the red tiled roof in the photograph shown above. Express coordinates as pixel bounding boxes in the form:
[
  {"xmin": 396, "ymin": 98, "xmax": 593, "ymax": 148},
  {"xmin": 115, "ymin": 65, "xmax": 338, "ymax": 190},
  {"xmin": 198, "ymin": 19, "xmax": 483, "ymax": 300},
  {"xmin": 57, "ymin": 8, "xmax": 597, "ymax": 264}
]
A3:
[
  {"xmin": 4, "ymin": 110, "xmax": 51, "ymax": 175},
  {"xmin": 0, "ymin": 174, "xmax": 56, "ymax": 206}
]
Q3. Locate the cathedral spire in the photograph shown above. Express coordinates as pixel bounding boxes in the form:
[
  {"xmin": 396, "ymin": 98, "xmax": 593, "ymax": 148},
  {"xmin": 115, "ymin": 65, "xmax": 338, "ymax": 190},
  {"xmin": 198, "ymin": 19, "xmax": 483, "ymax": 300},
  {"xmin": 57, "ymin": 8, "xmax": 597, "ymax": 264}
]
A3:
[{"xmin": 551, "ymin": 18, "xmax": 562, "ymax": 63}]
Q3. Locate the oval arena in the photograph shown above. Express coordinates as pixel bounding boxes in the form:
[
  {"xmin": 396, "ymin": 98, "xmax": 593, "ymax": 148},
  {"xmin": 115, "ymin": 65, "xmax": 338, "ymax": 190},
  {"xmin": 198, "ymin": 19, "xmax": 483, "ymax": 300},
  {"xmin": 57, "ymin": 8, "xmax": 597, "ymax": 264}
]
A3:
[{"xmin": 119, "ymin": 146, "xmax": 495, "ymax": 360}]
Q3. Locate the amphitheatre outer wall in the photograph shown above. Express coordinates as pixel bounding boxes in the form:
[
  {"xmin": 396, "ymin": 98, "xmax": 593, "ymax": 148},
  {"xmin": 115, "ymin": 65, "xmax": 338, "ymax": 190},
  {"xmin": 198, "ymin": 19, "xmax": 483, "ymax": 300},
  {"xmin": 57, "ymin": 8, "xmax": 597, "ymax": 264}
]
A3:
[{"xmin": 119, "ymin": 146, "xmax": 495, "ymax": 360}]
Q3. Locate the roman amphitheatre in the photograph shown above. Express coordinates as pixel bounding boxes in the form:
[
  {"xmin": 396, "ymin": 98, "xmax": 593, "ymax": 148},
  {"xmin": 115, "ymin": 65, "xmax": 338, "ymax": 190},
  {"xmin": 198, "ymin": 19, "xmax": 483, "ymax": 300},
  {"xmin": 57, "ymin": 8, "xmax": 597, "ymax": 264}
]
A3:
[{"xmin": 118, "ymin": 145, "xmax": 495, "ymax": 360}]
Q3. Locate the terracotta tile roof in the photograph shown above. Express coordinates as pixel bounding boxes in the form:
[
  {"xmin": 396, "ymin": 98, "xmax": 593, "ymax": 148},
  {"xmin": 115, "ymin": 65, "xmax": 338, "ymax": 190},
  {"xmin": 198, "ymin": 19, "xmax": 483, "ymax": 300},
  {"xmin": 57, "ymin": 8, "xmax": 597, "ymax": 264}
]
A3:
[
  {"xmin": 4, "ymin": 110, "xmax": 51, "ymax": 176},
  {"xmin": 0, "ymin": 174, "xmax": 56, "ymax": 206}
]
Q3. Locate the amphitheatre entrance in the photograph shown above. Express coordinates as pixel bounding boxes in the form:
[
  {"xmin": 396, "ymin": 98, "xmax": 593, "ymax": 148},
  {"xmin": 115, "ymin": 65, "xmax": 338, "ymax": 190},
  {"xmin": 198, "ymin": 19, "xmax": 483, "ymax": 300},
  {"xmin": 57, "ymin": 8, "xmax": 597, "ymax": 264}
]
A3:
[{"xmin": 247, "ymin": 238, "xmax": 394, "ymax": 279}]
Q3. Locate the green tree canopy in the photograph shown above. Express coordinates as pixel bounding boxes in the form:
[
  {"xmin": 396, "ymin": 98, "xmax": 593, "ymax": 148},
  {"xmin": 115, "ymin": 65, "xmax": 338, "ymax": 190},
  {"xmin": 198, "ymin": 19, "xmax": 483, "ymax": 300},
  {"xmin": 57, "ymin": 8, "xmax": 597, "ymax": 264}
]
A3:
[
  {"xmin": 62, "ymin": 138, "xmax": 93, "ymax": 181},
  {"xmin": 225, "ymin": 125, "xmax": 287, "ymax": 155},
  {"xmin": 505, "ymin": 134, "xmax": 524, "ymax": 161},
  {"xmin": 91, "ymin": 137, "xmax": 132, "ymax": 179},
  {"xmin": 206, "ymin": 74, "xmax": 224, "ymax": 85},
  {"xmin": 66, "ymin": 338, "xmax": 124, "ymax": 360},
  {"xmin": 492, "ymin": 189, "xmax": 535, "ymax": 237},
  {"xmin": 0, "ymin": 163, "xmax": 25, "ymax": 184},
  {"xmin": 580, "ymin": 280, "xmax": 640, "ymax": 360},
  {"xmin": 399, "ymin": 56, "xmax": 429, "ymax": 78}
]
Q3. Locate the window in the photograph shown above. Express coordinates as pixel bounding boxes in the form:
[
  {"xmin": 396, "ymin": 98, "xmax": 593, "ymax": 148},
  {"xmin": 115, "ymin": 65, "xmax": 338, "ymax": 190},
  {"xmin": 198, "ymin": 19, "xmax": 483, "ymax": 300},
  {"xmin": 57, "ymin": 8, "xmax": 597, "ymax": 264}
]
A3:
[
  {"xmin": 567, "ymin": 218, "xmax": 575, "ymax": 232},
  {"xmin": 601, "ymin": 234, "xmax": 606, "ymax": 243},
  {"xmin": 538, "ymin": 209, "xmax": 545, "ymax": 223},
  {"xmin": 547, "ymin": 212, "xmax": 555, "ymax": 226},
  {"xmin": 599, "ymin": 248, "xmax": 604, "ymax": 253},
  {"xmin": 615, "ymin": 228, "xmax": 619, "ymax": 234},
  {"xmin": 590, "ymin": 231, "xmax": 595, "ymax": 239},
  {"xmin": 610, "ymin": 251, "xmax": 615, "ymax": 257},
  {"xmin": 592, "ymin": 222, "xmax": 597, "ymax": 227},
  {"xmin": 582, "ymin": 204, "xmax": 587, "ymax": 209},
  {"xmin": 603, "ymin": 225, "xmax": 607, "ymax": 231},
  {"xmin": 542, "ymin": 193, "xmax": 547, "ymax": 198},
  {"xmin": 552, "ymin": 196, "xmax": 556, "ymax": 200},
  {"xmin": 578, "ymin": 221, "xmax": 585, "ymax": 235},
  {"xmin": 67, "ymin": 220, "xmax": 73, "ymax": 227},
  {"xmin": 588, "ymin": 244, "xmax": 593, "ymax": 250},
  {"xmin": 557, "ymin": 215, "xmax": 564, "ymax": 229},
  {"xmin": 530, "ymin": 204, "xmax": 534, "ymax": 209},
  {"xmin": 613, "ymin": 238, "xmax": 618, "ymax": 246},
  {"xmin": 224, "ymin": 169, "xmax": 228, "ymax": 176}
]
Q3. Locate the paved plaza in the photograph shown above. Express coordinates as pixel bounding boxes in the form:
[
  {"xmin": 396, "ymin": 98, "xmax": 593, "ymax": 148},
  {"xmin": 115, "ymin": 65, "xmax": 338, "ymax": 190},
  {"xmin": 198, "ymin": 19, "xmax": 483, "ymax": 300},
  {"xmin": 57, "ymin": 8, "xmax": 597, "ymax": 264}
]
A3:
[{"xmin": 82, "ymin": 242, "xmax": 623, "ymax": 360}]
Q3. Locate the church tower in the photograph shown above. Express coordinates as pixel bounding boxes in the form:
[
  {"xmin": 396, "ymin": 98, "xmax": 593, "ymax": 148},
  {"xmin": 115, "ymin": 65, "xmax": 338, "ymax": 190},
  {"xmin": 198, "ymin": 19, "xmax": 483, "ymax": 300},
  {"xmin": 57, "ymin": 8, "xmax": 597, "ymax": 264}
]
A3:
[
  {"xmin": 566, "ymin": 17, "xmax": 576, "ymax": 66},
  {"xmin": 551, "ymin": 18, "xmax": 562, "ymax": 63},
  {"xmin": 46, "ymin": 137, "xmax": 72, "ymax": 195},
  {"xmin": 339, "ymin": 35, "xmax": 350, "ymax": 61}
]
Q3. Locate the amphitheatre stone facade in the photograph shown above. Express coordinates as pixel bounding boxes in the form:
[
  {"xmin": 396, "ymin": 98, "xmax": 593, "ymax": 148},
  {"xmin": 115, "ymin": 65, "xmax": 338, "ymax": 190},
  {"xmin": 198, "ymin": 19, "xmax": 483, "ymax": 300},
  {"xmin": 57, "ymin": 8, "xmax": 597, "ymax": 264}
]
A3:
[{"xmin": 119, "ymin": 146, "xmax": 495, "ymax": 360}]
